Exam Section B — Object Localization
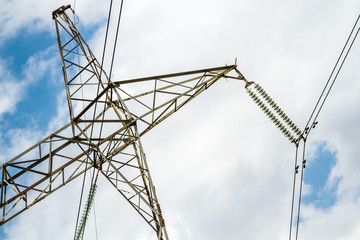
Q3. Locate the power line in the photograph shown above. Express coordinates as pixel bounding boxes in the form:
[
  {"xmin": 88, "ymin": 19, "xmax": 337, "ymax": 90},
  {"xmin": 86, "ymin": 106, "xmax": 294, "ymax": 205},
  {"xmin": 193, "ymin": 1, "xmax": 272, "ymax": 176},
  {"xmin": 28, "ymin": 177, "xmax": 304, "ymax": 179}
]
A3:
[
  {"xmin": 288, "ymin": 13, "xmax": 360, "ymax": 240},
  {"xmin": 73, "ymin": 0, "xmax": 115, "ymax": 238},
  {"xmin": 295, "ymin": 141, "xmax": 306, "ymax": 240},
  {"xmin": 109, "ymin": 0, "xmax": 125, "ymax": 79},
  {"xmin": 99, "ymin": 0, "xmax": 115, "ymax": 77},
  {"xmin": 288, "ymin": 145, "xmax": 299, "ymax": 240},
  {"xmin": 73, "ymin": 0, "xmax": 126, "ymax": 238},
  {"xmin": 93, "ymin": 202, "xmax": 99, "ymax": 240},
  {"xmin": 303, "ymin": 13, "xmax": 360, "ymax": 139},
  {"xmin": 97, "ymin": 0, "xmax": 125, "ymax": 164}
]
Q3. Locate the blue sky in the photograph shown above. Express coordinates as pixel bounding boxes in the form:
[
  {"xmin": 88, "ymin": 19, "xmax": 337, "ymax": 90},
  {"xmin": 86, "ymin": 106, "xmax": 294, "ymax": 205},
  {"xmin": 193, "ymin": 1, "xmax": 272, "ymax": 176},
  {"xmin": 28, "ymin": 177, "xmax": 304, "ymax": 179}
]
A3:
[
  {"xmin": 1, "ymin": 1, "xmax": 360, "ymax": 239},
  {"xmin": 303, "ymin": 142, "xmax": 339, "ymax": 209}
]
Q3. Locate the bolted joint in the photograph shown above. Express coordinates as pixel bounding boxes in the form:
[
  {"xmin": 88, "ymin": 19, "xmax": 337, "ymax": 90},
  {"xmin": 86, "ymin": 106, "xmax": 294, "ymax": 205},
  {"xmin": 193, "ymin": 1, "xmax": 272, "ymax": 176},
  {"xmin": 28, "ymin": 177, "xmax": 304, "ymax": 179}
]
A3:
[
  {"xmin": 244, "ymin": 81, "xmax": 254, "ymax": 89},
  {"xmin": 52, "ymin": 5, "xmax": 71, "ymax": 19}
]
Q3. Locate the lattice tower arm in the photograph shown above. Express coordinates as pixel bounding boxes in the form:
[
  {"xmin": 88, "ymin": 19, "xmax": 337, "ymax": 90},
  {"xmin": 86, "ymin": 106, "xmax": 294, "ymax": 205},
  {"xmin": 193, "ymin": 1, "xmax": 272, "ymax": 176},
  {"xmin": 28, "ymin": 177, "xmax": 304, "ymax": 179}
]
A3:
[{"xmin": 0, "ymin": 5, "xmax": 248, "ymax": 239}]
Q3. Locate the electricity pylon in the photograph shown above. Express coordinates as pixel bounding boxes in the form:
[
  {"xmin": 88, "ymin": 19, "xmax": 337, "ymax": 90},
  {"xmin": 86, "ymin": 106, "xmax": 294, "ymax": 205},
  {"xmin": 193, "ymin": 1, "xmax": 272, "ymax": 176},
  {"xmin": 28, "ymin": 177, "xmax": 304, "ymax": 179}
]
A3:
[{"xmin": 0, "ymin": 5, "xmax": 248, "ymax": 239}]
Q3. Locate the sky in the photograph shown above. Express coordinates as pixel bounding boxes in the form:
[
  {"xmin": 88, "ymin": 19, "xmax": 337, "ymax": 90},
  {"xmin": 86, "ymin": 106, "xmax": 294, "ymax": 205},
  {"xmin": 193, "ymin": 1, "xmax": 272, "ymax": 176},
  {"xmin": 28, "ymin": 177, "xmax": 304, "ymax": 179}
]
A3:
[{"xmin": 0, "ymin": 0, "xmax": 360, "ymax": 239}]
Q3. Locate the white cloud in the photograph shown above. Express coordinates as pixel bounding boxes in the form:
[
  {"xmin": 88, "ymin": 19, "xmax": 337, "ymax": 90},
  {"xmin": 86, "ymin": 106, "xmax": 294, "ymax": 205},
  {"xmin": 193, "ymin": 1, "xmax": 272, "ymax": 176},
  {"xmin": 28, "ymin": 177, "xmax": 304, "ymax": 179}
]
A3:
[
  {"xmin": 0, "ymin": 47, "xmax": 62, "ymax": 165},
  {"xmin": 0, "ymin": 0, "xmax": 110, "ymax": 44},
  {"xmin": 0, "ymin": 66, "xmax": 25, "ymax": 117},
  {"xmin": 0, "ymin": 46, "xmax": 58, "ymax": 118},
  {"xmin": 1, "ymin": 0, "xmax": 360, "ymax": 239}
]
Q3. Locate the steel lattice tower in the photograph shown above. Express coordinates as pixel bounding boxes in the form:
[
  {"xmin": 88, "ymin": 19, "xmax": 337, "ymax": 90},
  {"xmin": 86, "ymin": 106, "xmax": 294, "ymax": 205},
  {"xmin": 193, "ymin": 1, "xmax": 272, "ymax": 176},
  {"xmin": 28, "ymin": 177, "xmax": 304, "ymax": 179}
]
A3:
[{"xmin": 0, "ymin": 5, "xmax": 249, "ymax": 239}]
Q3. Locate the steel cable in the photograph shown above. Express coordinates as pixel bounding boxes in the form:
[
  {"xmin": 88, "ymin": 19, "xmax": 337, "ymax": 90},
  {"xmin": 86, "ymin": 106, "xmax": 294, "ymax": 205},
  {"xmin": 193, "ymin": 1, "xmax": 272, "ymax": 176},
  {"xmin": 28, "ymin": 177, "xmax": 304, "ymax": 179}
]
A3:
[
  {"xmin": 73, "ymin": 0, "xmax": 126, "ymax": 238},
  {"xmin": 288, "ymin": 144, "xmax": 300, "ymax": 240},
  {"xmin": 73, "ymin": 0, "xmax": 115, "ymax": 238},
  {"xmin": 108, "ymin": 0, "xmax": 125, "ymax": 79},
  {"xmin": 304, "ymin": 13, "xmax": 360, "ymax": 138},
  {"xmin": 289, "ymin": 13, "xmax": 360, "ymax": 240},
  {"xmin": 295, "ymin": 141, "xmax": 306, "ymax": 240}
]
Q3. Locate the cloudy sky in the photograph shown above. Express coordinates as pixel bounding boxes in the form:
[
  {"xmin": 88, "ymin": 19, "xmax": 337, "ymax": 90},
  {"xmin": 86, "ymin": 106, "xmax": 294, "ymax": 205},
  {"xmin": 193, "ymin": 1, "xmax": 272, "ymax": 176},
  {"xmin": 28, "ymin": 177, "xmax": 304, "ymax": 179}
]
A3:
[{"xmin": 0, "ymin": 0, "xmax": 360, "ymax": 239}]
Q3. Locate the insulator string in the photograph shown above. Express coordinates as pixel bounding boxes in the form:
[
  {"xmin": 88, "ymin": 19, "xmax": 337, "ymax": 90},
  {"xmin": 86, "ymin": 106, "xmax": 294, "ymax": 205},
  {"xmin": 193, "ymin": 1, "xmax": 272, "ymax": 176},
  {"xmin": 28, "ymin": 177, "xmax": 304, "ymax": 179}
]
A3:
[
  {"xmin": 74, "ymin": 183, "xmax": 98, "ymax": 240},
  {"xmin": 246, "ymin": 85, "xmax": 301, "ymax": 143}
]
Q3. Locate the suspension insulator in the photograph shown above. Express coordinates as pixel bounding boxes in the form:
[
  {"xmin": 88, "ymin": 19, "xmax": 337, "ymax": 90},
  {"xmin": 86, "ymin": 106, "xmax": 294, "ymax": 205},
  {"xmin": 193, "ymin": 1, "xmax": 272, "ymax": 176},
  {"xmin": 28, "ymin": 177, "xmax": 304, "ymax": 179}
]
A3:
[
  {"xmin": 292, "ymin": 126, "xmax": 300, "ymax": 134},
  {"xmin": 74, "ymin": 183, "xmax": 98, "ymax": 240},
  {"xmin": 291, "ymin": 126, "xmax": 299, "ymax": 134},
  {"xmin": 284, "ymin": 128, "xmax": 289, "ymax": 134},
  {"xmin": 272, "ymin": 115, "xmax": 279, "ymax": 123},
  {"xmin": 257, "ymin": 86, "xmax": 268, "ymax": 98},
  {"xmin": 247, "ymin": 82, "xmax": 301, "ymax": 144},
  {"xmin": 285, "ymin": 129, "xmax": 291, "ymax": 137},
  {"xmin": 278, "ymin": 111, "xmax": 285, "ymax": 119}
]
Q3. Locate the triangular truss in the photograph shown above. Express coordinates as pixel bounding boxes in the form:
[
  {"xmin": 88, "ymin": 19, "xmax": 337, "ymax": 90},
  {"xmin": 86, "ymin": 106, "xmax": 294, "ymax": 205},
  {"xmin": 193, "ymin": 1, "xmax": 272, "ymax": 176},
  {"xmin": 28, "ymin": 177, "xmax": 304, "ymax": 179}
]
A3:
[{"xmin": 0, "ymin": 5, "xmax": 248, "ymax": 239}]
